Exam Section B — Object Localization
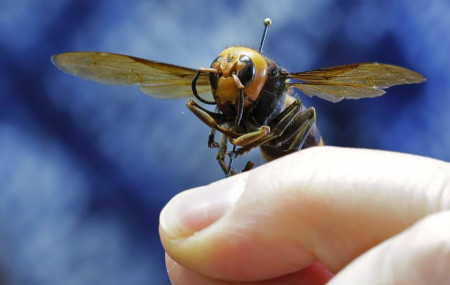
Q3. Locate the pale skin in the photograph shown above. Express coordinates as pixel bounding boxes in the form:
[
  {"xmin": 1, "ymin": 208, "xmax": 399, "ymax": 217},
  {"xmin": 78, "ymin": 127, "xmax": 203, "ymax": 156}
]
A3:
[{"xmin": 159, "ymin": 146, "xmax": 450, "ymax": 284}]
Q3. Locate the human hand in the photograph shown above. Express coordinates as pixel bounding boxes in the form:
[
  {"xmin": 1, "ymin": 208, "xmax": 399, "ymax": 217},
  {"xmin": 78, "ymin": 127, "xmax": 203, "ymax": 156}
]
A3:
[{"xmin": 159, "ymin": 146, "xmax": 450, "ymax": 284}]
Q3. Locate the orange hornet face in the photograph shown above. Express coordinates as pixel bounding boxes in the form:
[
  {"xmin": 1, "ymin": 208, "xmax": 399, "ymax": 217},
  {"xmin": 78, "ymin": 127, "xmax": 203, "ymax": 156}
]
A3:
[{"xmin": 209, "ymin": 47, "xmax": 268, "ymax": 115}]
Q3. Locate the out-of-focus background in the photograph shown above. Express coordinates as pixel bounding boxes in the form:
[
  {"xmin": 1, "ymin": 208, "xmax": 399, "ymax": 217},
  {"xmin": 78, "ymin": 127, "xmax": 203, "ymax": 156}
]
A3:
[{"xmin": 1, "ymin": 0, "xmax": 449, "ymax": 284}]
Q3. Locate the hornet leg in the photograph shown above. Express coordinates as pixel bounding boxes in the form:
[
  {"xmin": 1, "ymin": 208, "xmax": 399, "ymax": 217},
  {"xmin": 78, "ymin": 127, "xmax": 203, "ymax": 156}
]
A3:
[
  {"xmin": 260, "ymin": 104, "xmax": 317, "ymax": 160},
  {"xmin": 216, "ymin": 133, "xmax": 229, "ymax": 174},
  {"xmin": 186, "ymin": 99, "xmax": 238, "ymax": 138},
  {"xmin": 229, "ymin": 100, "xmax": 304, "ymax": 158}
]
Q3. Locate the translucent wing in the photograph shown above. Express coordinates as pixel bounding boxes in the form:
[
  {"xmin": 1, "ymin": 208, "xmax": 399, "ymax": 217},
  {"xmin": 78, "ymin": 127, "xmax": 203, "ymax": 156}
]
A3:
[
  {"xmin": 51, "ymin": 52, "xmax": 211, "ymax": 99},
  {"xmin": 288, "ymin": 63, "xmax": 426, "ymax": 103}
]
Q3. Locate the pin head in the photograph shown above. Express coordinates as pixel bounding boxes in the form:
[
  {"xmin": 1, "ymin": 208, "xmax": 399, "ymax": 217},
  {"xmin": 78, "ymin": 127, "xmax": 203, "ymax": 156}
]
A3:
[{"xmin": 259, "ymin": 18, "xmax": 272, "ymax": 53}]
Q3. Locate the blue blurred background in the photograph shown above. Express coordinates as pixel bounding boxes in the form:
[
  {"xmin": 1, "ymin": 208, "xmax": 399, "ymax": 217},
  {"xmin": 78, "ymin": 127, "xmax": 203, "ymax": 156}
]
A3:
[{"xmin": 1, "ymin": 0, "xmax": 449, "ymax": 284}]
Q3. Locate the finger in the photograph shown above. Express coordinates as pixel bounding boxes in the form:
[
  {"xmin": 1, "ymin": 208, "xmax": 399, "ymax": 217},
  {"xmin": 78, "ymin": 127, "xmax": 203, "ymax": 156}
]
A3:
[
  {"xmin": 166, "ymin": 253, "xmax": 333, "ymax": 285},
  {"xmin": 328, "ymin": 210, "xmax": 450, "ymax": 285},
  {"xmin": 160, "ymin": 146, "xmax": 450, "ymax": 281}
]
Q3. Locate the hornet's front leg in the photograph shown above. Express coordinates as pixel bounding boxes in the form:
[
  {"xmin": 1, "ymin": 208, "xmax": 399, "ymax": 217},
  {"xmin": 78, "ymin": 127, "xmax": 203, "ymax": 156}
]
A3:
[
  {"xmin": 216, "ymin": 133, "xmax": 229, "ymax": 174},
  {"xmin": 187, "ymin": 99, "xmax": 239, "ymax": 175},
  {"xmin": 187, "ymin": 99, "xmax": 261, "ymax": 176},
  {"xmin": 186, "ymin": 99, "xmax": 238, "ymax": 138},
  {"xmin": 208, "ymin": 128, "xmax": 220, "ymax": 148}
]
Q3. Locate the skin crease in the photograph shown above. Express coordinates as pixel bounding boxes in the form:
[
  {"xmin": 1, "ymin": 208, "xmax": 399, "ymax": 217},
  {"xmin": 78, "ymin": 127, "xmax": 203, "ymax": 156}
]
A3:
[{"xmin": 159, "ymin": 146, "xmax": 450, "ymax": 284}]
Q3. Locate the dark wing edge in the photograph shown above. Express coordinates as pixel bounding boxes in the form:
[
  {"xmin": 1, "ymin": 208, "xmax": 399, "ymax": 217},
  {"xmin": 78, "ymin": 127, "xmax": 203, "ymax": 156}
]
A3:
[
  {"xmin": 287, "ymin": 63, "xmax": 426, "ymax": 103},
  {"xmin": 51, "ymin": 52, "xmax": 211, "ymax": 99}
]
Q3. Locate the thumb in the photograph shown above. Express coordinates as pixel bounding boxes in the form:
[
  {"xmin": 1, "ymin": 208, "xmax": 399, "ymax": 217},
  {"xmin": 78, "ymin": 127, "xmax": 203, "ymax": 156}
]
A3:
[{"xmin": 159, "ymin": 146, "xmax": 450, "ymax": 282}]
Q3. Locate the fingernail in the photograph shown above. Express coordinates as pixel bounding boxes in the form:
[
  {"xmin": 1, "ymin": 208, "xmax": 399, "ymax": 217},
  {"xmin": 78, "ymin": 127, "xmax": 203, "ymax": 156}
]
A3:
[{"xmin": 160, "ymin": 175, "xmax": 246, "ymax": 239}]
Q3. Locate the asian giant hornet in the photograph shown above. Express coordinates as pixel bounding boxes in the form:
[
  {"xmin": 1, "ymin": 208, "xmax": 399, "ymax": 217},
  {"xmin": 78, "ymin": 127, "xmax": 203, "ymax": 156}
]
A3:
[{"xmin": 51, "ymin": 18, "xmax": 425, "ymax": 176}]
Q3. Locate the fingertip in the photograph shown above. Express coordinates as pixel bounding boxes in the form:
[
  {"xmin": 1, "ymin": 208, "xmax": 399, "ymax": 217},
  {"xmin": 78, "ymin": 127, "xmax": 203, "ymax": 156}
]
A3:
[{"xmin": 160, "ymin": 174, "xmax": 247, "ymax": 239}]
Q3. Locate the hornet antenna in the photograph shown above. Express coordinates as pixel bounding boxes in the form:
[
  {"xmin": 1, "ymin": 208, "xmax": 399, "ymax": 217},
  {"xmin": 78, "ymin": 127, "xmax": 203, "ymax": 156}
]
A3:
[{"xmin": 258, "ymin": 18, "xmax": 272, "ymax": 53}]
